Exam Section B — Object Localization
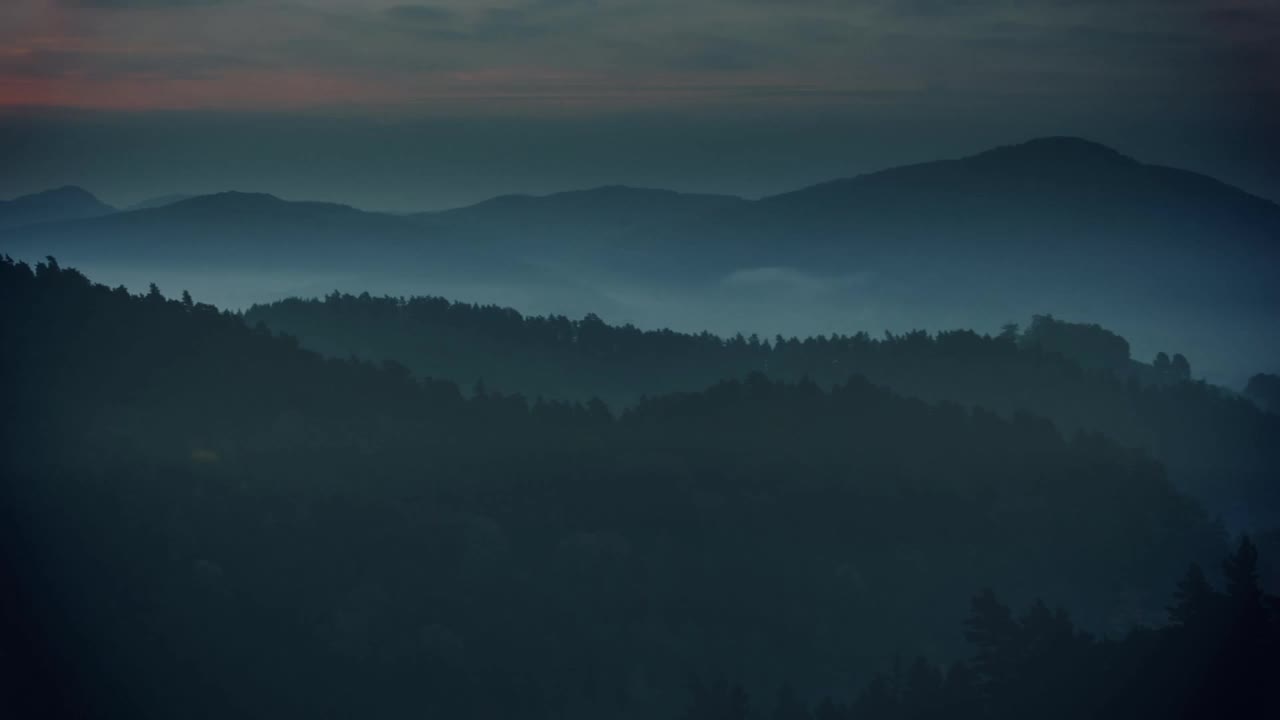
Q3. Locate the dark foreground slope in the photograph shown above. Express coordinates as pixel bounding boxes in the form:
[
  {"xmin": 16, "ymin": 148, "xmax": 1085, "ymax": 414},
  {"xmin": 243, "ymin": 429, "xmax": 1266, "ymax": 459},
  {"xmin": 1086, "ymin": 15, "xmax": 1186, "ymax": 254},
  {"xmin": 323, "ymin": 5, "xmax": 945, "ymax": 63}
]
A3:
[
  {"xmin": 682, "ymin": 538, "xmax": 1280, "ymax": 720},
  {"xmin": 245, "ymin": 291, "xmax": 1280, "ymax": 530},
  {"xmin": 1, "ymin": 258, "xmax": 1226, "ymax": 719}
]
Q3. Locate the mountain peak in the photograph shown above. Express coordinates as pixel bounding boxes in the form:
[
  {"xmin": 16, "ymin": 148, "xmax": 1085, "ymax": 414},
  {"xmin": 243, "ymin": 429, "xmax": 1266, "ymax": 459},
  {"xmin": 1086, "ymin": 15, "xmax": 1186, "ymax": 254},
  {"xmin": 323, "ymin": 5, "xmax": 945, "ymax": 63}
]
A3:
[
  {"xmin": 4, "ymin": 185, "xmax": 108, "ymax": 207},
  {"xmin": 127, "ymin": 194, "xmax": 195, "ymax": 211},
  {"xmin": 179, "ymin": 191, "xmax": 286, "ymax": 207},
  {"xmin": 0, "ymin": 185, "xmax": 115, "ymax": 229},
  {"xmin": 30, "ymin": 185, "xmax": 101, "ymax": 201},
  {"xmin": 136, "ymin": 192, "xmax": 377, "ymax": 224},
  {"xmin": 149, "ymin": 191, "xmax": 296, "ymax": 215},
  {"xmin": 969, "ymin": 136, "xmax": 1136, "ymax": 168}
]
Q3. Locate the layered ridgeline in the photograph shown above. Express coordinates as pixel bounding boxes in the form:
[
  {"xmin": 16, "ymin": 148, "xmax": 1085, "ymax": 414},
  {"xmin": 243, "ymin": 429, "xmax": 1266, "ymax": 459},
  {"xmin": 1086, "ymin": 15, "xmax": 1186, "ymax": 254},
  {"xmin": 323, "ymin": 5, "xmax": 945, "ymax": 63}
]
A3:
[
  {"xmin": 244, "ymin": 291, "xmax": 1280, "ymax": 530},
  {"xmin": 2, "ymin": 258, "xmax": 1226, "ymax": 719},
  {"xmin": 4, "ymin": 137, "xmax": 1278, "ymax": 385}
]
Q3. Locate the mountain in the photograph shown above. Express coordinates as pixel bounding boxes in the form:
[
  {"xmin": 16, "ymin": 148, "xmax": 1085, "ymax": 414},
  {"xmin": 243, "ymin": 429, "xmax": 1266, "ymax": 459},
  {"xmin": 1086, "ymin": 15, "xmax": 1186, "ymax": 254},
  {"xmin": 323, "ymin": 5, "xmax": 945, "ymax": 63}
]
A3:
[
  {"xmin": 413, "ymin": 185, "xmax": 748, "ymax": 272},
  {"xmin": 422, "ymin": 185, "xmax": 746, "ymax": 224},
  {"xmin": 0, "ymin": 191, "xmax": 469, "ymax": 271},
  {"xmin": 3, "ymin": 138, "xmax": 1277, "ymax": 384},
  {"xmin": 600, "ymin": 135, "xmax": 1279, "ymax": 276},
  {"xmin": 10, "ymin": 138, "xmax": 1277, "ymax": 261},
  {"xmin": 721, "ymin": 137, "xmax": 1280, "ymax": 386},
  {"xmin": 751, "ymin": 136, "xmax": 1280, "ymax": 256},
  {"xmin": 764, "ymin": 136, "xmax": 1275, "ymax": 219},
  {"xmin": 126, "ymin": 193, "xmax": 195, "ymax": 211},
  {"xmin": 408, "ymin": 136, "xmax": 1280, "ymax": 284},
  {"xmin": 0, "ymin": 186, "xmax": 115, "ymax": 229},
  {"xmin": 9, "ymin": 139, "xmax": 1275, "ymax": 272}
]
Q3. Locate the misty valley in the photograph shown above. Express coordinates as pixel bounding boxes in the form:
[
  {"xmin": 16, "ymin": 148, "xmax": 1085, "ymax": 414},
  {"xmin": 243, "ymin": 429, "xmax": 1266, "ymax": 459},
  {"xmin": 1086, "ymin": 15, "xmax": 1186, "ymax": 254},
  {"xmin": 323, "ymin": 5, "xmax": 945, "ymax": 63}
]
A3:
[{"xmin": 2, "ymin": 140, "xmax": 1279, "ymax": 719}]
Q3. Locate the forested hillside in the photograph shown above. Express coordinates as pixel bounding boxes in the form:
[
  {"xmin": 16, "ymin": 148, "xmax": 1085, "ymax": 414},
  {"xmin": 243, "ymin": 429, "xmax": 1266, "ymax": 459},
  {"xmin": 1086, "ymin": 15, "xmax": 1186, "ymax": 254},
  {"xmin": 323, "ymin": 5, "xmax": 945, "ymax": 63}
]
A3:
[
  {"xmin": 6, "ymin": 139, "xmax": 1279, "ymax": 388},
  {"xmin": 1, "ymin": 257, "xmax": 1232, "ymax": 719},
  {"xmin": 245, "ymin": 291, "xmax": 1280, "ymax": 530},
  {"xmin": 682, "ymin": 539, "xmax": 1280, "ymax": 719}
]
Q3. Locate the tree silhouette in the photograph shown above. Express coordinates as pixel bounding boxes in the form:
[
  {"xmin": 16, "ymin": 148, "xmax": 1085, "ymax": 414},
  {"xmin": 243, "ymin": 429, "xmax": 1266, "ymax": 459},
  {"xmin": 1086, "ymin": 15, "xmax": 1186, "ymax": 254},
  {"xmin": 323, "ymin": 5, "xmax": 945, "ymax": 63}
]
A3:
[
  {"xmin": 683, "ymin": 542, "xmax": 1280, "ymax": 720},
  {"xmin": 3, "ymin": 256, "xmax": 1271, "ymax": 720}
]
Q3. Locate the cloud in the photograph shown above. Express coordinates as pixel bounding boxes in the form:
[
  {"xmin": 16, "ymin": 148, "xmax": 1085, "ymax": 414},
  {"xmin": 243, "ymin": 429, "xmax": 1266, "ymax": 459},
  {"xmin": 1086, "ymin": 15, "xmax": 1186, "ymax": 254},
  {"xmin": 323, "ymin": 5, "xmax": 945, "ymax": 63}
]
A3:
[
  {"xmin": 2, "ymin": 0, "xmax": 1272, "ymax": 115},
  {"xmin": 1202, "ymin": 5, "xmax": 1280, "ymax": 32},
  {"xmin": 879, "ymin": 0, "xmax": 1009, "ymax": 18},
  {"xmin": 59, "ymin": 0, "xmax": 232, "ymax": 7},
  {"xmin": 664, "ymin": 36, "xmax": 777, "ymax": 72},
  {"xmin": 385, "ymin": 5, "xmax": 456, "ymax": 23},
  {"xmin": 721, "ymin": 267, "xmax": 875, "ymax": 299},
  {"xmin": 0, "ymin": 46, "xmax": 253, "ymax": 80}
]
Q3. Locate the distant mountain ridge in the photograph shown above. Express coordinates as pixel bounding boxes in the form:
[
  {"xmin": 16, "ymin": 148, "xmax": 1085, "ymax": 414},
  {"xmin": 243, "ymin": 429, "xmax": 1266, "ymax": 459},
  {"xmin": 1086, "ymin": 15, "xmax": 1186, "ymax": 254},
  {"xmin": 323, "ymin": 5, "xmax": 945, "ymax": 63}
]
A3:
[
  {"xmin": 427, "ymin": 185, "xmax": 746, "ymax": 216},
  {"xmin": 0, "ymin": 185, "xmax": 115, "ymax": 229},
  {"xmin": 137, "ymin": 191, "xmax": 374, "ymax": 219},
  {"xmin": 126, "ymin": 194, "xmax": 195, "ymax": 211},
  {"xmin": 0, "ymin": 190, "xmax": 437, "ymax": 267},
  {"xmin": 6, "ymin": 137, "xmax": 1277, "ymax": 239},
  {"xmin": 753, "ymin": 136, "xmax": 1280, "ymax": 252},
  {"xmin": 409, "ymin": 136, "xmax": 1280, "ymax": 274},
  {"xmin": 421, "ymin": 185, "xmax": 747, "ymax": 229},
  {"xmin": 767, "ymin": 136, "xmax": 1260, "ymax": 203},
  {"xmin": 3, "ymin": 136, "xmax": 1277, "ymax": 385}
]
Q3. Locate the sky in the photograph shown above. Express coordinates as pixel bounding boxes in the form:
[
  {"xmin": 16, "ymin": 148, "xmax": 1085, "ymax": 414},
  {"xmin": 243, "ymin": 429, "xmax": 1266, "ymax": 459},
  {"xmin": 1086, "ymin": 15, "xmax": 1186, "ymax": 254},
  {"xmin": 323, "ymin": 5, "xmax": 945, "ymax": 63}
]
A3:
[{"xmin": 1, "ymin": 0, "xmax": 1278, "ymax": 210}]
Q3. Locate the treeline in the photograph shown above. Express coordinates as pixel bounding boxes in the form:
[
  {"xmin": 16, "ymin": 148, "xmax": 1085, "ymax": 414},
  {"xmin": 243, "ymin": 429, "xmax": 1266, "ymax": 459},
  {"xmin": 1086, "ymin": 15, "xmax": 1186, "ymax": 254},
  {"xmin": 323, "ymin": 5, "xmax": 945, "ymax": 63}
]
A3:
[
  {"xmin": 1247, "ymin": 373, "xmax": 1280, "ymax": 414},
  {"xmin": 682, "ymin": 538, "xmax": 1279, "ymax": 719},
  {"xmin": 245, "ymin": 290, "xmax": 1280, "ymax": 528},
  {"xmin": 244, "ymin": 293, "xmax": 1194, "ymax": 411},
  {"xmin": 0, "ymin": 257, "xmax": 1230, "ymax": 718}
]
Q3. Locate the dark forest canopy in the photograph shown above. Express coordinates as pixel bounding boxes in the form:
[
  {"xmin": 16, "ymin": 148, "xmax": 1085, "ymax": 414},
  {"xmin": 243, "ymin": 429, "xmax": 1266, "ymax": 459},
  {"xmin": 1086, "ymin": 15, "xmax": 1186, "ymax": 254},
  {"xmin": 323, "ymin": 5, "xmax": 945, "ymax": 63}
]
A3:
[
  {"xmin": 244, "ymin": 293, "xmax": 1204, "ymax": 406},
  {"xmin": 0, "ymin": 256, "xmax": 1251, "ymax": 718},
  {"xmin": 681, "ymin": 538, "xmax": 1280, "ymax": 720},
  {"xmin": 244, "ymin": 289, "xmax": 1280, "ymax": 530},
  {"xmin": 1246, "ymin": 373, "xmax": 1280, "ymax": 415}
]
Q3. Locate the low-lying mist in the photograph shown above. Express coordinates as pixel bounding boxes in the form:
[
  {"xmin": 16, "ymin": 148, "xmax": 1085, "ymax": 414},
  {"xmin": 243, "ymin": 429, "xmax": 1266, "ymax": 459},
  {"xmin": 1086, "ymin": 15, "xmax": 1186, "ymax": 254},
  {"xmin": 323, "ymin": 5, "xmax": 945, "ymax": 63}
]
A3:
[{"xmin": 35, "ymin": 256, "xmax": 1275, "ymax": 391}]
